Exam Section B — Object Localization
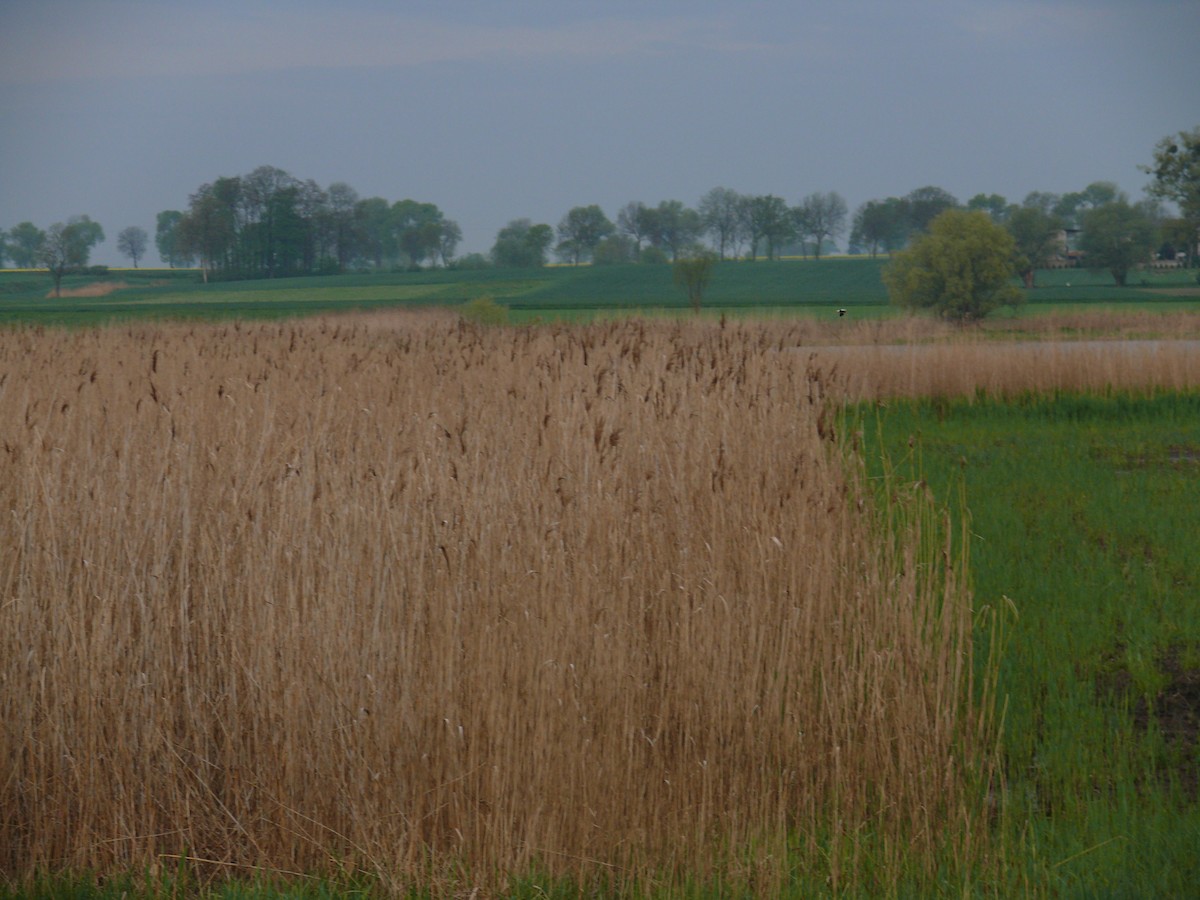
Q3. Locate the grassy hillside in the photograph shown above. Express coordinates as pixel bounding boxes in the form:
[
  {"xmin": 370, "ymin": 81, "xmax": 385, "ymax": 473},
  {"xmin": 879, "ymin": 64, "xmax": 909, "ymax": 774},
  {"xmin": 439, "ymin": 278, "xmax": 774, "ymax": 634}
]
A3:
[{"xmin": 1, "ymin": 260, "xmax": 1195, "ymax": 325}]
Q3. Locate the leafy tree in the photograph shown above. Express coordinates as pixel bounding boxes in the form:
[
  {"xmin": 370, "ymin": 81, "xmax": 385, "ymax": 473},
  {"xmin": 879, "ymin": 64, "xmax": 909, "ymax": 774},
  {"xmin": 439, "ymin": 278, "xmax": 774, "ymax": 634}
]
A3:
[
  {"xmin": 0, "ymin": 229, "xmax": 7, "ymax": 268},
  {"xmin": 639, "ymin": 245, "xmax": 669, "ymax": 265},
  {"xmin": 7, "ymin": 222, "xmax": 46, "ymax": 267},
  {"xmin": 1005, "ymin": 206, "xmax": 1062, "ymax": 288},
  {"xmin": 1051, "ymin": 181, "xmax": 1120, "ymax": 229},
  {"xmin": 117, "ymin": 226, "xmax": 149, "ymax": 268},
  {"xmin": 616, "ymin": 201, "xmax": 656, "ymax": 256},
  {"xmin": 391, "ymin": 199, "xmax": 445, "ymax": 268},
  {"xmin": 39, "ymin": 217, "xmax": 105, "ymax": 297},
  {"xmin": 1022, "ymin": 191, "xmax": 1060, "ymax": 217},
  {"xmin": 292, "ymin": 179, "xmax": 330, "ymax": 274},
  {"xmin": 238, "ymin": 165, "xmax": 301, "ymax": 277},
  {"xmin": 849, "ymin": 199, "xmax": 908, "ymax": 257},
  {"xmin": 556, "ymin": 204, "xmax": 614, "ymax": 265},
  {"xmin": 155, "ymin": 211, "xmax": 193, "ymax": 268},
  {"xmin": 491, "ymin": 218, "xmax": 553, "ymax": 268},
  {"xmin": 698, "ymin": 187, "xmax": 745, "ymax": 259},
  {"xmin": 1142, "ymin": 126, "xmax": 1200, "ymax": 266},
  {"xmin": 1079, "ymin": 197, "xmax": 1158, "ymax": 286},
  {"xmin": 354, "ymin": 197, "xmax": 394, "ymax": 269},
  {"xmin": 326, "ymin": 182, "xmax": 361, "ymax": 269},
  {"xmin": 673, "ymin": 251, "xmax": 716, "ymax": 313},
  {"xmin": 454, "ymin": 252, "xmax": 491, "ymax": 270},
  {"xmin": 967, "ymin": 193, "xmax": 1010, "ymax": 222},
  {"xmin": 744, "ymin": 194, "xmax": 792, "ymax": 260},
  {"xmin": 399, "ymin": 219, "xmax": 442, "ymax": 269},
  {"xmin": 794, "ymin": 191, "xmax": 847, "ymax": 259},
  {"xmin": 1081, "ymin": 181, "xmax": 1120, "ymax": 210},
  {"xmin": 592, "ymin": 234, "xmax": 637, "ymax": 265},
  {"xmin": 883, "ymin": 209, "xmax": 1021, "ymax": 322},
  {"xmin": 178, "ymin": 181, "xmax": 238, "ymax": 281},
  {"xmin": 67, "ymin": 215, "xmax": 104, "ymax": 263},
  {"xmin": 904, "ymin": 186, "xmax": 959, "ymax": 233},
  {"xmin": 1159, "ymin": 217, "xmax": 1198, "ymax": 263},
  {"xmin": 438, "ymin": 220, "xmax": 462, "ymax": 267},
  {"xmin": 651, "ymin": 200, "xmax": 703, "ymax": 262}
]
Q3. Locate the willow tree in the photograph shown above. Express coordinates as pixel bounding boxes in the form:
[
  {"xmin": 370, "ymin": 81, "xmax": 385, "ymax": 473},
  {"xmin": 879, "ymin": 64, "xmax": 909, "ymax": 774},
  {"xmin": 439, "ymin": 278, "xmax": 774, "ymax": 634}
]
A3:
[{"xmin": 883, "ymin": 209, "xmax": 1021, "ymax": 322}]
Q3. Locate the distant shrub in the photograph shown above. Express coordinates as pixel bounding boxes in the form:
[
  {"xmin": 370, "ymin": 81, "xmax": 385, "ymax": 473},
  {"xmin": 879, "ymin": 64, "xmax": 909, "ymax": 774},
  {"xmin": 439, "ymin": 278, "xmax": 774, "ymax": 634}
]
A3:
[
  {"xmin": 593, "ymin": 235, "xmax": 636, "ymax": 266},
  {"xmin": 460, "ymin": 295, "xmax": 509, "ymax": 326},
  {"xmin": 639, "ymin": 246, "xmax": 669, "ymax": 265},
  {"xmin": 673, "ymin": 251, "xmax": 717, "ymax": 313},
  {"xmin": 454, "ymin": 253, "xmax": 492, "ymax": 270}
]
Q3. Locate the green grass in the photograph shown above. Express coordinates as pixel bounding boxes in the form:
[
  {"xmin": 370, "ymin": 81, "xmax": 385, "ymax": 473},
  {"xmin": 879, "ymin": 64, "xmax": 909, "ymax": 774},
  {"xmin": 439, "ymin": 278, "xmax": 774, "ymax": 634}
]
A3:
[{"xmin": 858, "ymin": 391, "xmax": 1200, "ymax": 897}]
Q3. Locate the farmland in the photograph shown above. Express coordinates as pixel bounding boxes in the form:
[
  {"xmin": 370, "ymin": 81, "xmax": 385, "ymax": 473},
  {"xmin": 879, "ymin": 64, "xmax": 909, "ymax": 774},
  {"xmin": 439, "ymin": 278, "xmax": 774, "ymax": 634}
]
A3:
[
  {"xmin": 1, "ymin": 257, "xmax": 1198, "ymax": 325},
  {"xmin": 2, "ymin": 261, "xmax": 1200, "ymax": 897}
]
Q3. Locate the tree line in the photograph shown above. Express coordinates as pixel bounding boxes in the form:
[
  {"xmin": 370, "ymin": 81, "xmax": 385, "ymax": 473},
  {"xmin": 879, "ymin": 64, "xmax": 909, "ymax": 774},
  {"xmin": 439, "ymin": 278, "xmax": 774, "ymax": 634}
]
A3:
[
  {"xmin": 152, "ymin": 166, "xmax": 463, "ymax": 281},
  {"xmin": 2, "ymin": 126, "xmax": 1195, "ymax": 288},
  {"xmin": 885, "ymin": 127, "xmax": 1200, "ymax": 322}
]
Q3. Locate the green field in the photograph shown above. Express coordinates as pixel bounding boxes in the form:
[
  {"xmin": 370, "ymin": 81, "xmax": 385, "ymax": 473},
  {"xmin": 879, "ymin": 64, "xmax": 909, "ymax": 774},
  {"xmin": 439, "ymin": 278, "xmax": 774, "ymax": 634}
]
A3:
[{"xmin": 1, "ymin": 259, "xmax": 1197, "ymax": 325}]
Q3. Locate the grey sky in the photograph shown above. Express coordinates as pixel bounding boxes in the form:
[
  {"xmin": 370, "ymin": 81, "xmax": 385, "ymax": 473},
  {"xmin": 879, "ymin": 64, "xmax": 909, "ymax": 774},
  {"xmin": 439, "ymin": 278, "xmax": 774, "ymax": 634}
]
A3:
[{"xmin": 2, "ymin": 0, "xmax": 1197, "ymax": 265}]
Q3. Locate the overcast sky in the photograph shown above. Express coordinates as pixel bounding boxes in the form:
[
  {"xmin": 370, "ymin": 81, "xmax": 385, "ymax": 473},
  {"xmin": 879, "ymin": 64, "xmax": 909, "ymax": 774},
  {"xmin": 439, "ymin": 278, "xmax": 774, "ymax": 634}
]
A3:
[{"xmin": 2, "ymin": 0, "xmax": 1197, "ymax": 266}]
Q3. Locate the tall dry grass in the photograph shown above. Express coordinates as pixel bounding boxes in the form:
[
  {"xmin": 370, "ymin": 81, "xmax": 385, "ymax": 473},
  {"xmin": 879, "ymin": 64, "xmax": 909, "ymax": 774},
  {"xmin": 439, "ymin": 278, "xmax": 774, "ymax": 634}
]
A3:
[
  {"xmin": 3, "ymin": 315, "xmax": 990, "ymax": 892},
  {"xmin": 789, "ymin": 311, "xmax": 1200, "ymax": 400}
]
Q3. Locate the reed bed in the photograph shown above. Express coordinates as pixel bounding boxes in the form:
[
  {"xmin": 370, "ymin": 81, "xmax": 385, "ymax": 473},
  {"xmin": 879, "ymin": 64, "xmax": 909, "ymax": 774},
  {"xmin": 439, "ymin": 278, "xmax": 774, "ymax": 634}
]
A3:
[
  {"xmin": 790, "ymin": 311, "xmax": 1200, "ymax": 400},
  {"xmin": 1, "ymin": 316, "xmax": 985, "ymax": 894}
]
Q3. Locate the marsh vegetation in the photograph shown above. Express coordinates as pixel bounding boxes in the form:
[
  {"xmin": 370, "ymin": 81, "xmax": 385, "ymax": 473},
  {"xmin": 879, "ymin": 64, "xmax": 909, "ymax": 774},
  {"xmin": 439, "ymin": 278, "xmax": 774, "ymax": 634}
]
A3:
[{"xmin": 2, "ymin": 311, "xmax": 1199, "ymax": 896}]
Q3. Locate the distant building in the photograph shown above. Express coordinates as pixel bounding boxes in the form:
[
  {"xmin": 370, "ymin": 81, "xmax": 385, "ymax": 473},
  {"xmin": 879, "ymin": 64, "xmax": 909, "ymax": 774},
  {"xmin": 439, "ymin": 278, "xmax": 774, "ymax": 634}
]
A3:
[{"xmin": 1045, "ymin": 229, "xmax": 1084, "ymax": 269}]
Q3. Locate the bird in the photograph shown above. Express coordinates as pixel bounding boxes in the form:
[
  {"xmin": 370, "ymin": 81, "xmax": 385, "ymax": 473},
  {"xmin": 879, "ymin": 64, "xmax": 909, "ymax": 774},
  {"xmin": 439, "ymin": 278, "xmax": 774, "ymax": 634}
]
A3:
[{"xmin": 837, "ymin": 308, "xmax": 847, "ymax": 317}]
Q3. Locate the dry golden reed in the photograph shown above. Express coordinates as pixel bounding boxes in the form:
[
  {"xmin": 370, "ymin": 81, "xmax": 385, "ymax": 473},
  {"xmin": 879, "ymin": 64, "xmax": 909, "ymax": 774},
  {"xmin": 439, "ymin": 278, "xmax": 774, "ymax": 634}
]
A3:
[
  {"xmin": 0, "ymin": 314, "xmax": 1013, "ymax": 891},
  {"xmin": 795, "ymin": 311, "xmax": 1200, "ymax": 399}
]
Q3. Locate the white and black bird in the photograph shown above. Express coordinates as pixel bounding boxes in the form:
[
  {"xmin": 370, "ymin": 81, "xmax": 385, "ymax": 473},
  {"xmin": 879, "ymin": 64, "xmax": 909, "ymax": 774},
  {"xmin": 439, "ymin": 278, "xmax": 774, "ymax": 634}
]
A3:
[{"xmin": 837, "ymin": 308, "xmax": 847, "ymax": 317}]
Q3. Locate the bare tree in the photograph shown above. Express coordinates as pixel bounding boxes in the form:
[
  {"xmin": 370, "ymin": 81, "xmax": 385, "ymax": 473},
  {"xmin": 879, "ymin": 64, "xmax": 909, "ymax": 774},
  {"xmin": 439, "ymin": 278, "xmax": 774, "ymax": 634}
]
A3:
[
  {"xmin": 616, "ymin": 201, "xmax": 655, "ymax": 256},
  {"xmin": 795, "ymin": 192, "xmax": 847, "ymax": 259},
  {"xmin": 698, "ymin": 187, "xmax": 744, "ymax": 260},
  {"xmin": 117, "ymin": 226, "xmax": 149, "ymax": 268}
]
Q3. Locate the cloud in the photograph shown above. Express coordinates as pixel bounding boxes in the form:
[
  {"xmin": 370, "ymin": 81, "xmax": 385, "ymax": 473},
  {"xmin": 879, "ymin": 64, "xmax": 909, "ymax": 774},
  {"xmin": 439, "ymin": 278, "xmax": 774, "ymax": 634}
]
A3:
[{"xmin": 0, "ymin": 3, "xmax": 772, "ymax": 85}]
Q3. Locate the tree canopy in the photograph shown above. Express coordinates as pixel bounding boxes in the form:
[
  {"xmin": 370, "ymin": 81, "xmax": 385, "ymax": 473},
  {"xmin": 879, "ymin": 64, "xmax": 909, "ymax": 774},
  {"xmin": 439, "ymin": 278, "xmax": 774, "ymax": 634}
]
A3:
[
  {"xmin": 1006, "ymin": 206, "xmax": 1062, "ymax": 288},
  {"xmin": 794, "ymin": 191, "xmax": 847, "ymax": 259},
  {"xmin": 1079, "ymin": 197, "xmax": 1158, "ymax": 286},
  {"xmin": 6, "ymin": 222, "xmax": 46, "ymax": 268},
  {"xmin": 38, "ymin": 216, "xmax": 105, "ymax": 296},
  {"xmin": 1143, "ymin": 125, "xmax": 1200, "ymax": 266},
  {"xmin": 169, "ymin": 166, "xmax": 461, "ymax": 280},
  {"xmin": 556, "ymin": 205, "xmax": 614, "ymax": 265},
  {"xmin": 849, "ymin": 199, "xmax": 909, "ymax": 257},
  {"xmin": 117, "ymin": 226, "xmax": 149, "ymax": 268},
  {"xmin": 883, "ymin": 209, "xmax": 1021, "ymax": 322},
  {"xmin": 491, "ymin": 219, "xmax": 554, "ymax": 268}
]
